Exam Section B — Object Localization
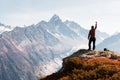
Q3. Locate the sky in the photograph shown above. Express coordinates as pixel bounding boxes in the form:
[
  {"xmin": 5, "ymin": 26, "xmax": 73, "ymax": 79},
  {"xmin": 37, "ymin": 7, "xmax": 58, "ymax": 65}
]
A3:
[{"xmin": 0, "ymin": 0, "xmax": 120, "ymax": 35}]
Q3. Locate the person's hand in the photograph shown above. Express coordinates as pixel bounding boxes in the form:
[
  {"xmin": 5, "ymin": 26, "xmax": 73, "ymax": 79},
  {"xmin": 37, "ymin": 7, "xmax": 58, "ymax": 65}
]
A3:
[{"xmin": 95, "ymin": 21, "xmax": 97, "ymax": 24}]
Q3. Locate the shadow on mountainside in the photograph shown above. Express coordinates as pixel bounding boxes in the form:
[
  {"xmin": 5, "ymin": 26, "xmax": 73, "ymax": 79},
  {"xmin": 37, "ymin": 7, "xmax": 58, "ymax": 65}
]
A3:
[{"xmin": 39, "ymin": 49, "xmax": 120, "ymax": 80}]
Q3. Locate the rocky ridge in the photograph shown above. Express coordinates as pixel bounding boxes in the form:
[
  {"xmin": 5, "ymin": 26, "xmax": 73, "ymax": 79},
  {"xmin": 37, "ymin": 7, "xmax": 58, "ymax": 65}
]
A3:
[{"xmin": 40, "ymin": 49, "xmax": 120, "ymax": 80}]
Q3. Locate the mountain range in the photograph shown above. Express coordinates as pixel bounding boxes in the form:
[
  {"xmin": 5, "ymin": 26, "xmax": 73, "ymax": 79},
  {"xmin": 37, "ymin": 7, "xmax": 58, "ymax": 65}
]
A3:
[{"xmin": 0, "ymin": 15, "xmax": 110, "ymax": 80}]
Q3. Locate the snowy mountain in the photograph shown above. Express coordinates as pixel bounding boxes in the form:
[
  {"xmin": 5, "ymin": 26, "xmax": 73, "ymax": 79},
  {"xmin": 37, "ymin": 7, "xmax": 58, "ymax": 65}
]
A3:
[
  {"xmin": 0, "ymin": 14, "xmax": 109, "ymax": 80},
  {"xmin": 97, "ymin": 33, "xmax": 120, "ymax": 53},
  {"xmin": 0, "ymin": 23, "xmax": 13, "ymax": 33}
]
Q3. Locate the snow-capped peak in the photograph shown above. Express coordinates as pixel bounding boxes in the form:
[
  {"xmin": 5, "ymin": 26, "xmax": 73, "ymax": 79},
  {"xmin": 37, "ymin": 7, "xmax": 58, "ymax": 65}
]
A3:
[
  {"xmin": 0, "ymin": 23, "xmax": 4, "ymax": 26},
  {"xmin": 49, "ymin": 14, "xmax": 62, "ymax": 23},
  {"xmin": 0, "ymin": 22, "xmax": 13, "ymax": 34}
]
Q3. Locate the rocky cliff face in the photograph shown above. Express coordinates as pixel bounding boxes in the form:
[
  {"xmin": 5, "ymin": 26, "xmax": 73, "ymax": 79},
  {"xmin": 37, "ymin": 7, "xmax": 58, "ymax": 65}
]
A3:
[{"xmin": 40, "ymin": 49, "xmax": 120, "ymax": 80}]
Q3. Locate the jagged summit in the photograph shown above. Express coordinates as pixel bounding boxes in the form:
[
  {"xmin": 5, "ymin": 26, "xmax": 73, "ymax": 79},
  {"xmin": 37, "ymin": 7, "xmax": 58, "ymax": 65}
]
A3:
[
  {"xmin": 50, "ymin": 14, "xmax": 60, "ymax": 21},
  {"xmin": 49, "ymin": 14, "xmax": 62, "ymax": 24}
]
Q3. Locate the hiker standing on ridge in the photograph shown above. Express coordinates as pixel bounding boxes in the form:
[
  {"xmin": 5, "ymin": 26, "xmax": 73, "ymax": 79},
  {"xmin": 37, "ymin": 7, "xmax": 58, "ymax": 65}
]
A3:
[{"xmin": 88, "ymin": 21, "xmax": 97, "ymax": 50}]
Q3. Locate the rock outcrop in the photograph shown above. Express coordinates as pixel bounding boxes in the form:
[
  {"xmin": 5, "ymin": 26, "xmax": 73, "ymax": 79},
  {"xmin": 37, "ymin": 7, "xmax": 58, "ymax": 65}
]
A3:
[{"xmin": 40, "ymin": 49, "xmax": 120, "ymax": 80}]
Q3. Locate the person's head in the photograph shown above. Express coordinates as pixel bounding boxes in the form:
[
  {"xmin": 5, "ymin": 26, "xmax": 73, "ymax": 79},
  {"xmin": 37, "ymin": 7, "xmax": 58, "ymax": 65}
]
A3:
[{"xmin": 91, "ymin": 26, "xmax": 94, "ymax": 29}]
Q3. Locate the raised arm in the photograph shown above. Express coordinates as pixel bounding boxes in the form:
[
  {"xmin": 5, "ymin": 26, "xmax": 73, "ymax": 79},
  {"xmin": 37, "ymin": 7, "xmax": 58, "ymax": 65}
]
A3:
[{"xmin": 95, "ymin": 21, "xmax": 97, "ymax": 29}]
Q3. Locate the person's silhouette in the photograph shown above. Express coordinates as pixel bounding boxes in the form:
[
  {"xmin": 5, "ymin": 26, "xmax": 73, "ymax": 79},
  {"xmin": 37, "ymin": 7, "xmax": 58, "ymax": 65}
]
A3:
[{"xmin": 88, "ymin": 22, "xmax": 97, "ymax": 50}]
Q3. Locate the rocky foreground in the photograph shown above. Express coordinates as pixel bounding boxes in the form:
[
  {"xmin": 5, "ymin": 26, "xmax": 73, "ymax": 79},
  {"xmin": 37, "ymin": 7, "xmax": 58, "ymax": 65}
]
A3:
[{"xmin": 40, "ymin": 49, "xmax": 120, "ymax": 80}]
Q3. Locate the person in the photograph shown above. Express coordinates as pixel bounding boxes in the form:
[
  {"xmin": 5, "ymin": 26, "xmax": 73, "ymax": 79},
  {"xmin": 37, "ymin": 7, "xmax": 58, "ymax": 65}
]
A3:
[{"xmin": 88, "ymin": 21, "xmax": 97, "ymax": 50}]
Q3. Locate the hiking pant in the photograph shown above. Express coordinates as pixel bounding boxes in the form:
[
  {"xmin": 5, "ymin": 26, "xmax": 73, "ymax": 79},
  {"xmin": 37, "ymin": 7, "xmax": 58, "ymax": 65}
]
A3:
[{"xmin": 88, "ymin": 37, "xmax": 96, "ymax": 50}]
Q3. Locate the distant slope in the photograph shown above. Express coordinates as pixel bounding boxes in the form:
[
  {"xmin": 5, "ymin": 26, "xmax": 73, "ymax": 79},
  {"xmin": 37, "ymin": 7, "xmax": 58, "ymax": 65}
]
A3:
[
  {"xmin": 40, "ymin": 49, "xmax": 120, "ymax": 80},
  {"xmin": 97, "ymin": 33, "xmax": 120, "ymax": 52}
]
